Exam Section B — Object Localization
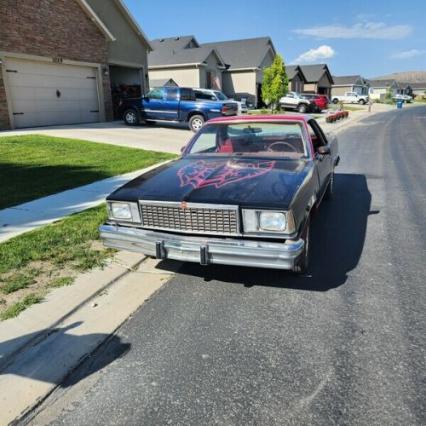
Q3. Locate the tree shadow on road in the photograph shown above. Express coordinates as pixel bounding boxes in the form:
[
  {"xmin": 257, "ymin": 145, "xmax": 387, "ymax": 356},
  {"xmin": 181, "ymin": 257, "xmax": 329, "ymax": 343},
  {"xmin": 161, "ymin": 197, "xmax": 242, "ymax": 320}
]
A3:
[
  {"xmin": 157, "ymin": 173, "xmax": 374, "ymax": 291},
  {"xmin": 0, "ymin": 322, "xmax": 130, "ymax": 386}
]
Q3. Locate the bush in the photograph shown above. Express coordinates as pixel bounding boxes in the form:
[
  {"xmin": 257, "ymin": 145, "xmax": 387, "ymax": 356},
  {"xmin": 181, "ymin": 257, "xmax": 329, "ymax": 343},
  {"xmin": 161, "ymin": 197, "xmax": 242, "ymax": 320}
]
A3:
[{"xmin": 326, "ymin": 110, "xmax": 349, "ymax": 123}]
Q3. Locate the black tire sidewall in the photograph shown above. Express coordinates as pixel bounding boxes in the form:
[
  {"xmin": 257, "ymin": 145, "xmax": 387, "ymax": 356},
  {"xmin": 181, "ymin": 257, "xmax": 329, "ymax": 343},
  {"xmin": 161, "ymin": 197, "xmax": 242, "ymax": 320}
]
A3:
[{"xmin": 123, "ymin": 109, "xmax": 139, "ymax": 126}]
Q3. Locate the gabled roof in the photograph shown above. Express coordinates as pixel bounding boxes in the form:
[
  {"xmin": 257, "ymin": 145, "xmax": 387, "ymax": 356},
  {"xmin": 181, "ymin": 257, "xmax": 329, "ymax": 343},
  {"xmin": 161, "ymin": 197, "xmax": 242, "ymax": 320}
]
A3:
[
  {"xmin": 409, "ymin": 82, "xmax": 426, "ymax": 89},
  {"xmin": 151, "ymin": 35, "xmax": 200, "ymax": 52},
  {"xmin": 332, "ymin": 75, "xmax": 367, "ymax": 86},
  {"xmin": 77, "ymin": 0, "xmax": 153, "ymax": 50},
  {"xmin": 201, "ymin": 37, "xmax": 276, "ymax": 70},
  {"xmin": 298, "ymin": 64, "xmax": 334, "ymax": 84},
  {"xmin": 368, "ymin": 79, "xmax": 398, "ymax": 88},
  {"xmin": 286, "ymin": 65, "xmax": 307, "ymax": 82},
  {"xmin": 113, "ymin": 0, "xmax": 153, "ymax": 50},
  {"xmin": 149, "ymin": 35, "xmax": 226, "ymax": 68},
  {"xmin": 149, "ymin": 78, "xmax": 178, "ymax": 87},
  {"xmin": 149, "ymin": 46, "xmax": 225, "ymax": 68}
]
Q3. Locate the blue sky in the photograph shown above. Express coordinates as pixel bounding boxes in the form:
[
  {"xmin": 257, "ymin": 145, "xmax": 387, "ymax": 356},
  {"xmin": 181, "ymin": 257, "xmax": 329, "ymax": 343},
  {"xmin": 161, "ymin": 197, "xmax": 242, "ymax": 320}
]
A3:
[{"xmin": 124, "ymin": 0, "xmax": 425, "ymax": 77}]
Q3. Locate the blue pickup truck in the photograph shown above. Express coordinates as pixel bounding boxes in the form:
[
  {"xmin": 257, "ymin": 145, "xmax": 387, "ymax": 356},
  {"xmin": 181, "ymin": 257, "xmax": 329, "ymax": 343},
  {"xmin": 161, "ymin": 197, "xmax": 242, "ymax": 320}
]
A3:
[{"xmin": 120, "ymin": 86, "xmax": 239, "ymax": 132}]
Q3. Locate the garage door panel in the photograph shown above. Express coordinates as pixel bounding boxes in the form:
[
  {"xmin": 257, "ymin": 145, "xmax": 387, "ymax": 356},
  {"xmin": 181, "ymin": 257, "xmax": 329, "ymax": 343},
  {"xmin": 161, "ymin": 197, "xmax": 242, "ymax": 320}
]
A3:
[{"xmin": 5, "ymin": 58, "xmax": 100, "ymax": 128}]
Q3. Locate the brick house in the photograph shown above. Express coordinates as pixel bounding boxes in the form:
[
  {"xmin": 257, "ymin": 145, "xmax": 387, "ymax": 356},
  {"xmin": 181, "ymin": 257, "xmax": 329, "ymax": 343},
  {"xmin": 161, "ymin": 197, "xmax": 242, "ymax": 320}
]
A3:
[{"xmin": 0, "ymin": 0, "xmax": 151, "ymax": 130}]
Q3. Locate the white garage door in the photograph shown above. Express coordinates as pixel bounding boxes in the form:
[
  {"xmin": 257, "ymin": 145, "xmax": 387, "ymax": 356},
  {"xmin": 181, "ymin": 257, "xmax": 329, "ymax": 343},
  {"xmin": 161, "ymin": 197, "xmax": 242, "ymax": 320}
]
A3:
[{"xmin": 5, "ymin": 58, "xmax": 100, "ymax": 128}]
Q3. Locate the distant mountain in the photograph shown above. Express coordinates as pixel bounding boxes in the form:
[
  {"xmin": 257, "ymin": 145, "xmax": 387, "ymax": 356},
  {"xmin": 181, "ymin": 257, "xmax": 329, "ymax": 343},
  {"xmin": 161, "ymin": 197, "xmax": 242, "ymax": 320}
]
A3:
[{"xmin": 372, "ymin": 71, "xmax": 426, "ymax": 83}]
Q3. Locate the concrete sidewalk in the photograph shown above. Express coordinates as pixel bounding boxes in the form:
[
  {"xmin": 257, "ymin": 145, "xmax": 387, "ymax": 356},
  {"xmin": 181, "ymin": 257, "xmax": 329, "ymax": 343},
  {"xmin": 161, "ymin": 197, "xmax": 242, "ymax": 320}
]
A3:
[{"xmin": 0, "ymin": 161, "xmax": 170, "ymax": 243}]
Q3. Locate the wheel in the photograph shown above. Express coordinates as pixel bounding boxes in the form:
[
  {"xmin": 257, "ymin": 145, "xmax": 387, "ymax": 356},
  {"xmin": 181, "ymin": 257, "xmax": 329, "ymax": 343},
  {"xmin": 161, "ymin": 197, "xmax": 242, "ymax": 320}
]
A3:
[
  {"xmin": 189, "ymin": 114, "xmax": 205, "ymax": 132},
  {"xmin": 332, "ymin": 98, "xmax": 339, "ymax": 104},
  {"xmin": 358, "ymin": 99, "xmax": 366, "ymax": 105},
  {"xmin": 123, "ymin": 109, "xmax": 139, "ymax": 126},
  {"xmin": 294, "ymin": 220, "xmax": 310, "ymax": 274},
  {"xmin": 297, "ymin": 103, "xmax": 307, "ymax": 113},
  {"xmin": 325, "ymin": 170, "xmax": 334, "ymax": 200}
]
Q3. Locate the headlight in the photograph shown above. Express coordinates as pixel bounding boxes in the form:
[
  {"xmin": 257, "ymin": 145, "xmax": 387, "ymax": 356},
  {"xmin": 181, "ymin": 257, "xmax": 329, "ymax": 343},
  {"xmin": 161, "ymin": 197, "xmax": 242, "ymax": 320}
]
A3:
[
  {"xmin": 242, "ymin": 209, "xmax": 295, "ymax": 234},
  {"xmin": 259, "ymin": 212, "xmax": 286, "ymax": 231},
  {"xmin": 107, "ymin": 202, "xmax": 140, "ymax": 222}
]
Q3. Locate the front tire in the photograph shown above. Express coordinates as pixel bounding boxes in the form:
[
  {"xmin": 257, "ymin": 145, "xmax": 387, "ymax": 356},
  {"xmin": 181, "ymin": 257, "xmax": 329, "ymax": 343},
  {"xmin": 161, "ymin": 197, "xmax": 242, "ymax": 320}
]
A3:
[
  {"xmin": 298, "ymin": 103, "xmax": 307, "ymax": 113},
  {"xmin": 332, "ymin": 98, "xmax": 339, "ymax": 104},
  {"xmin": 189, "ymin": 114, "xmax": 205, "ymax": 132},
  {"xmin": 358, "ymin": 99, "xmax": 366, "ymax": 105},
  {"xmin": 123, "ymin": 109, "xmax": 139, "ymax": 126},
  {"xmin": 294, "ymin": 220, "xmax": 310, "ymax": 274}
]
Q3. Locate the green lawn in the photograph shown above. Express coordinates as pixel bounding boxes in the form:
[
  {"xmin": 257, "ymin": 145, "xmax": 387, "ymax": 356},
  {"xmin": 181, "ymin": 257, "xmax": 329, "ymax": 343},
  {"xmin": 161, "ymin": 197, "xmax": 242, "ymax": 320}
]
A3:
[
  {"xmin": 0, "ymin": 135, "xmax": 176, "ymax": 210},
  {"xmin": 0, "ymin": 204, "xmax": 111, "ymax": 320}
]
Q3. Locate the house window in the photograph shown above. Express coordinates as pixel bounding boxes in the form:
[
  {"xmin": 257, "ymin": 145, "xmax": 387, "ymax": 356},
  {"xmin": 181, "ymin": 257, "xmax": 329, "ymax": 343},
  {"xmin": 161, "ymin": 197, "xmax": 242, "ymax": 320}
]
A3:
[{"xmin": 206, "ymin": 71, "xmax": 213, "ymax": 89}]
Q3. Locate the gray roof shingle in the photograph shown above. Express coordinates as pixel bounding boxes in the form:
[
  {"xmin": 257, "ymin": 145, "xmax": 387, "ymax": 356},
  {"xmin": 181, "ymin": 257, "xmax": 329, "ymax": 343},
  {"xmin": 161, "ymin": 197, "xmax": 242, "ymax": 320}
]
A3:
[
  {"xmin": 201, "ymin": 37, "xmax": 274, "ymax": 69},
  {"xmin": 298, "ymin": 64, "xmax": 333, "ymax": 84},
  {"xmin": 332, "ymin": 75, "xmax": 364, "ymax": 85}
]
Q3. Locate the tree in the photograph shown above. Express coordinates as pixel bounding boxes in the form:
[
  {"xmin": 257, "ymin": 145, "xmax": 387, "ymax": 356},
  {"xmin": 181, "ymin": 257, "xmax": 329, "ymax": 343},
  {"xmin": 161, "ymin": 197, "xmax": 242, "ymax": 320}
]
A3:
[
  {"xmin": 385, "ymin": 86, "xmax": 394, "ymax": 104},
  {"xmin": 261, "ymin": 54, "xmax": 289, "ymax": 111}
]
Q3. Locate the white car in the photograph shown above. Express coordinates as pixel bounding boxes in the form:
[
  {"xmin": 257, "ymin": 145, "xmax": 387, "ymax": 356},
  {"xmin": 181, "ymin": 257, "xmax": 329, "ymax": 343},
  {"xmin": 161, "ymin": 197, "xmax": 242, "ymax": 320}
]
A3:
[
  {"xmin": 393, "ymin": 94, "xmax": 413, "ymax": 103},
  {"xmin": 193, "ymin": 89, "xmax": 247, "ymax": 114},
  {"xmin": 279, "ymin": 92, "xmax": 313, "ymax": 113},
  {"xmin": 332, "ymin": 92, "xmax": 369, "ymax": 105}
]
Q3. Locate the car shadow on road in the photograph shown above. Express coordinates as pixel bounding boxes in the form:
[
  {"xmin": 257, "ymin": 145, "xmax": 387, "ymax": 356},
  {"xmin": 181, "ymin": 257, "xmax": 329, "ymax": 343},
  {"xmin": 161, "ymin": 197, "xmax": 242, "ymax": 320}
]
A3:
[
  {"xmin": 157, "ymin": 173, "xmax": 373, "ymax": 291},
  {"xmin": 0, "ymin": 322, "xmax": 130, "ymax": 386}
]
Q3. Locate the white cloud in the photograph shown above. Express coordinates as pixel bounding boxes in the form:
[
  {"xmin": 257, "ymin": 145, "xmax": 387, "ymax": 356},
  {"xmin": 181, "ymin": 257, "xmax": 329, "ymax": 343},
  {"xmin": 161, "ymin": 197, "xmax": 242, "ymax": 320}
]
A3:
[
  {"xmin": 294, "ymin": 22, "xmax": 412, "ymax": 40},
  {"xmin": 292, "ymin": 45, "xmax": 335, "ymax": 64},
  {"xmin": 391, "ymin": 49, "xmax": 426, "ymax": 59}
]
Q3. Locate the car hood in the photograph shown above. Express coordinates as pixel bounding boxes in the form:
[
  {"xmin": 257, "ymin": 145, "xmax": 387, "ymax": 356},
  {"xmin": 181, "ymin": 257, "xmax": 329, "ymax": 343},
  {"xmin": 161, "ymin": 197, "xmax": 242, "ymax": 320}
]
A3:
[{"xmin": 108, "ymin": 156, "xmax": 313, "ymax": 209}]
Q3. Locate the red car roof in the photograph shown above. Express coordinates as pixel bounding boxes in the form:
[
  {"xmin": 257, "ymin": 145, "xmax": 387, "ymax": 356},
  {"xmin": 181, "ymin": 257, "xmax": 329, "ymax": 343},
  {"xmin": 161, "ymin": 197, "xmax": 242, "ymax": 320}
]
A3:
[{"xmin": 208, "ymin": 114, "xmax": 310, "ymax": 124}]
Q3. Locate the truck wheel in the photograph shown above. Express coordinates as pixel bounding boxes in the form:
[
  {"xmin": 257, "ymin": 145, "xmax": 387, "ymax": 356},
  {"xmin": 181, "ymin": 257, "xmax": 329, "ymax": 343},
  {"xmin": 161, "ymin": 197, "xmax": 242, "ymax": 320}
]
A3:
[
  {"xmin": 294, "ymin": 220, "xmax": 310, "ymax": 274},
  {"xmin": 123, "ymin": 109, "xmax": 139, "ymax": 126},
  {"xmin": 358, "ymin": 99, "xmax": 366, "ymax": 105},
  {"xmin": 189, "ymin": 114, "xmax": 205, "ymax": 132},
  {"xmin": 325, "ymin": 170, "xmax": 334, "ymax": 200},
  {"xmin": 332, "ymin": 98, "xmax": 339, "ymax": 104},
  {"xmin": 297, "ymin": 104, "xmax": 307, "ymax": 113}
]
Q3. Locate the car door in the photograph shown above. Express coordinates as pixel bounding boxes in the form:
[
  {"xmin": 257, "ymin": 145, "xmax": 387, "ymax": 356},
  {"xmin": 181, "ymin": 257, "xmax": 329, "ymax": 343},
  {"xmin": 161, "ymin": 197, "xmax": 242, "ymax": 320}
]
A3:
[
  {"xmin": 308, "ymin": 119, "xmax": 333, "ymax": 195},
  {"xmin": 141, "ymin": 87, "xmax": 166, "ymax": 120},
  {"xmin": 281, "ymin": 92, "xmax": 295, "ymax": 108}
]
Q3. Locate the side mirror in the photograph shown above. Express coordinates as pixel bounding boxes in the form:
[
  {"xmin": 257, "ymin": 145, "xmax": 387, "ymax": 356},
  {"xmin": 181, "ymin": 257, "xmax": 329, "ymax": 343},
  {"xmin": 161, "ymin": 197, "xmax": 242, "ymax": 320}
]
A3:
[{"xmin": 317, "ymin": 145, "xmax": 331, "ymax": 155}]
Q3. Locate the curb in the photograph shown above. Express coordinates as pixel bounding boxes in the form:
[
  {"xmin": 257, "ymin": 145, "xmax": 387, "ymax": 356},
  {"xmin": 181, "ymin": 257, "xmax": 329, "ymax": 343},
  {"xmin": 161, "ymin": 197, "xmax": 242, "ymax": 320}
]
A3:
[
  {"xmin": 0, "ymin": 251, "xmax": 146, "ymax": 372},
  {"xmin": 0, "ymin": 255, "xmax": 175, "ymax": 426}
]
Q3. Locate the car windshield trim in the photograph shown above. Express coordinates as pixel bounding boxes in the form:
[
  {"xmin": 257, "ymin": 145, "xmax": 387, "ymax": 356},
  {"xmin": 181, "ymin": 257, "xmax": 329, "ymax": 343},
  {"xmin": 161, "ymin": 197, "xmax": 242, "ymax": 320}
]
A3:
[{"xmin": 185, "ymin": 121, "xmax": 311, "ymax": 159}]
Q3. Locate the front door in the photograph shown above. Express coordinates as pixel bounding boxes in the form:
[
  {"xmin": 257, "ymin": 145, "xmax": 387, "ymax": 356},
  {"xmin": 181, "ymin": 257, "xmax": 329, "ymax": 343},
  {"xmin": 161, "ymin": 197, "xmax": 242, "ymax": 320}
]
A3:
[
  {"xmin": 308, "ymin": 119, "xmax": 333, "ymax": 194},
  {"xmin": 141, "ymin": 87, "xmax": 178, "ymax": 120}
]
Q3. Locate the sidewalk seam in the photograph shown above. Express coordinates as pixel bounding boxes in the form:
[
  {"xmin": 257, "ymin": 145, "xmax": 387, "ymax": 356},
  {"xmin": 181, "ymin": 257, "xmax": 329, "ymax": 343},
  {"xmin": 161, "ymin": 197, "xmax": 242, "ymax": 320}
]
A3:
[{"xmin": 0, "ymin": 254, "xmax": 147, "ymax": 373}]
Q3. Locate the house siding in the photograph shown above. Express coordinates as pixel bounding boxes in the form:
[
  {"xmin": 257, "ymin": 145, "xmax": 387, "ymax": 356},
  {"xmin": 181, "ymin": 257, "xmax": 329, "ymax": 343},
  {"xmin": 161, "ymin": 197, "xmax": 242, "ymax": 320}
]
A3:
[
  {"xmin": 223, "ymin": 70, "xmax": 257, "ymax": 104},
  {"xmin": 0, "ymin": 0, "xmax": 113, "ymax": 129},
  {"xmin": 87, "ymin": 0, "xmax": 149, "ymax": 92},
  {"xmin": 199, "ymin": 52, "xmax": 223, "ymax": 89},
  {"xmin": 149, "ymin": 67, "xmax": 200, "ymax": 88},
  {"xmin": 331, "ymin": 86, "xmax": 351, "ymax": 96}
]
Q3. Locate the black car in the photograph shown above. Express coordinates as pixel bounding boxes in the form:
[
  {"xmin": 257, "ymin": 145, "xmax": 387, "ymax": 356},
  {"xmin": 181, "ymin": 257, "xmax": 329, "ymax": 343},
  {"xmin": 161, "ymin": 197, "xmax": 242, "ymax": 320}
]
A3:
[{"xmin": 100, "ymin": 115, "xmax": 339, "ymax": 273}]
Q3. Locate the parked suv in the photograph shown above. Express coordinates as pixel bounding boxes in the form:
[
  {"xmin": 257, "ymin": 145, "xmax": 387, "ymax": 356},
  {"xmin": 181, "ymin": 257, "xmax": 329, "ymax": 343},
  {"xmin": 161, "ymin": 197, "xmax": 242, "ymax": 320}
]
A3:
[
  {"xmin": 301, "ymin": 94, "xmax": 329, "ymax": 111},
  {"xmin": 120, "ymin": 87, "xmax": 238, "ymax": 132},
  {"xmin": 193, "ymin": 89, "xmax": 248, "ymax": 114},
  {"xmin": 279, "ymin": 92, "xmax": 314, "ymax": 113}
]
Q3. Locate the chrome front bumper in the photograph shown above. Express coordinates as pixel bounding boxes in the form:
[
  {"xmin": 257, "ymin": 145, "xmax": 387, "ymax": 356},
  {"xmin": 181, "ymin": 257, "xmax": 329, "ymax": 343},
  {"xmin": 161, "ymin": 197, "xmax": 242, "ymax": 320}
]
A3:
[{"xmin": 100, "ymin": 224, "xmax": 304, "ymax": 270}]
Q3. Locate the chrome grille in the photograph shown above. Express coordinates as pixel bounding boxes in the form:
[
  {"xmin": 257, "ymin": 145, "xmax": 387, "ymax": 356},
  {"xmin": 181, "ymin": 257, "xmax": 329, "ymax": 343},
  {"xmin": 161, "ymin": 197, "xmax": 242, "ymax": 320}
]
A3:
[{"xmin": 139, "ymin": 201, "xmax": 239, "ymax": 235}]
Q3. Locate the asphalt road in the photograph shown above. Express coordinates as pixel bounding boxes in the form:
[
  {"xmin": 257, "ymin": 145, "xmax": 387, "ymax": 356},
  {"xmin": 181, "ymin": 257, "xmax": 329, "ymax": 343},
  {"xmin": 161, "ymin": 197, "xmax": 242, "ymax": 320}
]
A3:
[{"xmin": 31, "ymin": 106, "xmax": 426, "ymax": 426}]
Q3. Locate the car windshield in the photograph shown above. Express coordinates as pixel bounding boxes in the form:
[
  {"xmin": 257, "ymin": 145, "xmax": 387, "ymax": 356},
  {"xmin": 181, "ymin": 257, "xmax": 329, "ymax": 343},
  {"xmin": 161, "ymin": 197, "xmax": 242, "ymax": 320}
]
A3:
[
  {"xmin": 186, "ymin": 122, "xmax": 308, "ymax": 158},
  {"xmin": 214, "ymin": 91, "xmax": 228, "ymax": 100}
]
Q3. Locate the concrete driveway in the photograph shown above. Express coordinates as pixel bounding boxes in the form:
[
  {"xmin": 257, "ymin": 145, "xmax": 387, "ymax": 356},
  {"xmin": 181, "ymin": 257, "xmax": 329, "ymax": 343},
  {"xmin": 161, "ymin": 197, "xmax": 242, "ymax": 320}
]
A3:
[{"xmin": 0, "ymin": 121, "xmax": 192, "ymax": 154}]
